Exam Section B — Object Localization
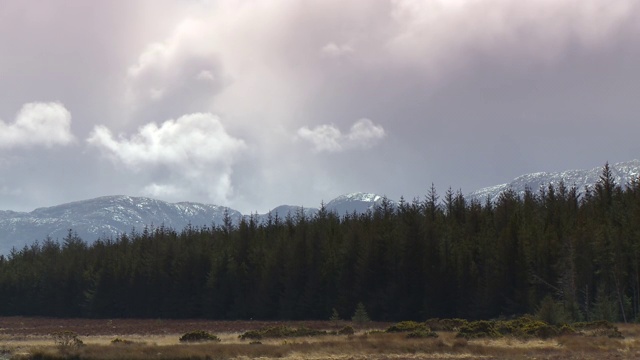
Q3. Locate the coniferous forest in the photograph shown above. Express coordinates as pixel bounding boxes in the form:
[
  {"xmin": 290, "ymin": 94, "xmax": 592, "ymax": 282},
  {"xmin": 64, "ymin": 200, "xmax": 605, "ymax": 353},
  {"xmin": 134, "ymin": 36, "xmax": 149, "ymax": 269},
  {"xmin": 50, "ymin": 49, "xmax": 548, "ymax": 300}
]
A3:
[{"xmin": 2, "ymin": 164, "xmax": 640, "ymax": 323}]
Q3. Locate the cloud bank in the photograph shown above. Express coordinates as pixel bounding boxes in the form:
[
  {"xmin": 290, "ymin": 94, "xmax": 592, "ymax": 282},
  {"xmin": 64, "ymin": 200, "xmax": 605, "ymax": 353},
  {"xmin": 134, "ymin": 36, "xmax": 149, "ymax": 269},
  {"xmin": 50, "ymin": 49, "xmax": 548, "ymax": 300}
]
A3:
[
  {"xmin": 297, "ymin": 119, "xmax": 386, "ymax": 153},
  {"xmin": 1, "ymin": 0, "xmax": 640, "ymax": 214},
  {"xmin": 87, "ymin": 113, "xmax": 246, "ymax": 203},
  {"xmin": 0, "ymin": 102, "xmax": 74, "ymax": 149}
]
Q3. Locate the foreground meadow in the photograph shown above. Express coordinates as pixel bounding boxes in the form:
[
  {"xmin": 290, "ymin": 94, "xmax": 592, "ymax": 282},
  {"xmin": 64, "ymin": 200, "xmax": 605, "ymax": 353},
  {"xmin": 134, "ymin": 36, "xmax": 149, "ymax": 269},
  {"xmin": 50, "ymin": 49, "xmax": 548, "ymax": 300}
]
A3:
[{"xmin": 2, "ymin": 317, "xmax": 640, "ymax": 359}]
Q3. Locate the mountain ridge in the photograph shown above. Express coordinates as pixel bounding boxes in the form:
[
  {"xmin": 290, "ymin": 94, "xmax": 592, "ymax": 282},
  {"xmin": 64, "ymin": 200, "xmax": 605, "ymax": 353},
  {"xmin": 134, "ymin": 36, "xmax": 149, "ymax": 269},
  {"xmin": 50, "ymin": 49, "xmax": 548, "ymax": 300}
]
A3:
[
  {"xmin": 2, "ymin": 159, "xmax": 640, "ymax": 254},
  {"xmin": 468, "ymin": 159, "xmax": 640, "ymax": 203},
  {"xmin": 0, "ymin": 192, "xmax": 387, "ymax": 254}
]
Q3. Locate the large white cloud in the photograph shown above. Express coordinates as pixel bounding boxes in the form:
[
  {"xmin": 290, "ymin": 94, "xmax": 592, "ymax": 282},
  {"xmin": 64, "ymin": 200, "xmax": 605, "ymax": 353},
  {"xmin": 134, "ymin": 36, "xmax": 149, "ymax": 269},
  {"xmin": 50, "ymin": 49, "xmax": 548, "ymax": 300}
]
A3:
[
  {"xmin": 87, "ymin": 113, "xmax": 246, "ymax": 203},
  {"xmin": 0, "ymin": 102, "xmax": 75, "ymax": 149},
  {"xmin": 297, "ymin": 118, "xmax": 386, "ymax": 153}
]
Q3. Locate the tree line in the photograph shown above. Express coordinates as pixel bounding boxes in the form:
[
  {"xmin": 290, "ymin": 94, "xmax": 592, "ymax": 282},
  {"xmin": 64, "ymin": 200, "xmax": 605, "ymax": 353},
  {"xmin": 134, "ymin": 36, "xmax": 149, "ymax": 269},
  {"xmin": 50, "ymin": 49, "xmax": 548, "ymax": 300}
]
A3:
[{"xmin": 1, "ymin": 164, "xmax": 640, "ymax": 322}]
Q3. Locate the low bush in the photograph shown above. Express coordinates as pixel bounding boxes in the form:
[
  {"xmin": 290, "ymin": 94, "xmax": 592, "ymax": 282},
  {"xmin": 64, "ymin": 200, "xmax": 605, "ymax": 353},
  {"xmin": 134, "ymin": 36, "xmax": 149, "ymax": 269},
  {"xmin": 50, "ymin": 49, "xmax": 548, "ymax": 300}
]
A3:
[
  {"xmin": 52, "ymin": 331, "xmax": 84, "ymax": 349},
  {"xmin": 179, "ymin": 330, "xmax": 221, "ymax": 343},
  {"xmin": 110, "ymin": 338, "xmax": 135, "ymax": 345},
  {"xmin": 455, "ymin": 317, "xmax": 621, "ymax": 340},
  {"xmin": 558, "ymin": 324, "xmax": 579, "ymax": 336},
  {"xmin": 496, "ymin": 316, "xmax": 559, "ymax": 339},
  {"xmin": 406, "ymin": 329, "xmax": 438, "ymax": 338},
  {"xmin": 426, "ymin": 318, "xmax": 468, "ymax": 331},
  {"xmin": 573, "ymin": 320, "xmax": 624, "ymax": 338},
  {"xmin": 386, "ymin": 321, "xmax": 427, "ymax": 333},
  {"xmin": 239, "ymin": 330, "xmax": 263, "ymax": 340},
  {"xmin": 239, "ymin": 326, "xmax": 327, "ymax": 340},
  {"xmin": 338, "ymin": 325, "xmax": 355, "ymax": 335},
  {"xmin": 456, "ymin": 320, "xmax": 502, "ymax": 339}
]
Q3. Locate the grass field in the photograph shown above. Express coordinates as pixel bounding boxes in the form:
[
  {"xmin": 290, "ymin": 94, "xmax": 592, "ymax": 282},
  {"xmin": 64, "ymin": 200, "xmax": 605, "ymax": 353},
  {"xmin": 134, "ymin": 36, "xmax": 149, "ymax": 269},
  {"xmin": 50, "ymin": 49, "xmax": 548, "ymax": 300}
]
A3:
[{"xmin": 2, "ymin": 317, "xmax": 640, "ymax": 359}]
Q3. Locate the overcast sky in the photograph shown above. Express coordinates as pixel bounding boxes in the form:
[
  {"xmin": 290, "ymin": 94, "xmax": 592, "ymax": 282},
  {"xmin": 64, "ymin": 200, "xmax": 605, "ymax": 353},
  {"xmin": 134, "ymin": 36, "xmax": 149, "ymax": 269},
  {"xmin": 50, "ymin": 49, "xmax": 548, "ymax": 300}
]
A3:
[{"xmin": 1, "ymin": 0, "xmax": 640, "ymax": 213}]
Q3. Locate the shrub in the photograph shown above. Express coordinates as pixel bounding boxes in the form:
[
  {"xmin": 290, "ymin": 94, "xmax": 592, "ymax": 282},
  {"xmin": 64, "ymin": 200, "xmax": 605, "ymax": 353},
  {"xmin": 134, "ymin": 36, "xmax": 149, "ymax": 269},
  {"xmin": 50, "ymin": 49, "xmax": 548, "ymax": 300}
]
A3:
[
  {"xmin": 386, "ymin": 321, "xmax": 427, "ymax": 333},
  {"xmin": 528, "ymin": 323, "xmax": 559, "ymax": 339},
  {"xmin": 286, "ymin": 327, "xmax": 327, "ymax": 337},
  {"xmin": 338, "ymin": 325, "xmax": 355, "ymax": 335},
  {"xmin": 52, "ymin": 331, "xmax": 83, "ymax": 349},
  {"xmin": 179, "ymin": 330, "xmax": 221, "ymax": 343},
  {"xmin": 111, "ymin": 338, "xmax": 135, "ymax": 345},
  {"xmin": 456, "ymin": 320, "xmax": 502, "ymax": 339},
  {"xmin": 406, "ymin": 329, "xmax": 438, "ymax": 338},
  {"xmin": 573, "ymin": 321, "xmax": 623, "ymax": 338},
  {"xmin": 453, "ymin": 316, "xmax": 624, "ymax": 340},
  {"xmin": 239, "ymin": 326, "xmax": 327, "ymax": 340},
  {"xmin": 497, "ymin": 316, "xmax": 559, "ymax": 339},
  {"xmin": 426, "ymin": 318, "xmax": 468, "ymax": 331},
  {"xmin": 558, "ymin": 324, "xmax": 579, "ymax": 336},
  {"xmin": 239, "ymin": 330, "xmax": 263, "ymax": 340}
]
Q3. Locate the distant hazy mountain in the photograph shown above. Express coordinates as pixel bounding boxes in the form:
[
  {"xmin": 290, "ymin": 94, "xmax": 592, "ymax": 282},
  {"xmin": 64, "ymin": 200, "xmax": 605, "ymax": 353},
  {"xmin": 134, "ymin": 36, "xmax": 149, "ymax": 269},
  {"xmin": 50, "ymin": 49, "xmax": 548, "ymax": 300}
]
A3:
[
  {"xmin": 325, "ymin": 192, "xmax": 388, "ymax": 215},
  {"xmin": 3, "ymin": 159, "xmax": 639, "ymax": 255},
  {"xmin": 246, "ymin": 205, "xmax": 319, "ymax": 224},
  {"xmin": 0, "ymin": 192, "xmax": 386, "ymax": 254},
  {"xmin": 0, "ymin": 196, "xmax": 242, "ymax": 255},
  {"xmin": 468, "ymin": 160, "xmax": 640, "ymax": 203}
]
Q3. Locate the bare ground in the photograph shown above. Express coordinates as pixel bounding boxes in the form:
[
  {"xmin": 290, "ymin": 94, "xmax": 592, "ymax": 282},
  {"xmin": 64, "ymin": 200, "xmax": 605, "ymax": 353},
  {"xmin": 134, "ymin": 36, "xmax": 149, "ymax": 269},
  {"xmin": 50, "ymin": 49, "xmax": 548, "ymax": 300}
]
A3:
[{"xmin": 1, "ymin": 317, "xmax": 640, "ymax": 359}]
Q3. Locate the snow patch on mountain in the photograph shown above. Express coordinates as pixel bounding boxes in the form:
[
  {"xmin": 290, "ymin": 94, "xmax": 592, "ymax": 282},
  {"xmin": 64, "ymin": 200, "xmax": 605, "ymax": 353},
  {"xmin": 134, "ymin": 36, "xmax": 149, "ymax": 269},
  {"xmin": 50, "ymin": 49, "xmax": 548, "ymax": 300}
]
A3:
[
  {"xmin": 325, "ymin": 192, "xmax": 390, "ymax": 215},
  {"xmin": 0, "ymin": 193, "xmax": 388, "ymax": 255},
  {"xmin": 0, "ymin": 196, "xmax": 241, "ymax": 255},
  {"xmin": 4, "ymin": 159, "xmax": 638, "ymax": 256},
  {"xmin": 468, "ymin": 160, "xmax": 640, "ymax": 203}
]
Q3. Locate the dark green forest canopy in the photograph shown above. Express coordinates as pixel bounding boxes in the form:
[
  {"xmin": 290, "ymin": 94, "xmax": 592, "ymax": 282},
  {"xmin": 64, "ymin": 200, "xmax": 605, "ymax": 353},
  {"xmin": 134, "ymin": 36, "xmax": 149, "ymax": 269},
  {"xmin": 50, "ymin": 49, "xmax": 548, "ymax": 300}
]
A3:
[{"xmin": 2, "ymin": 164, "xmax": 640, "ymax": 322}]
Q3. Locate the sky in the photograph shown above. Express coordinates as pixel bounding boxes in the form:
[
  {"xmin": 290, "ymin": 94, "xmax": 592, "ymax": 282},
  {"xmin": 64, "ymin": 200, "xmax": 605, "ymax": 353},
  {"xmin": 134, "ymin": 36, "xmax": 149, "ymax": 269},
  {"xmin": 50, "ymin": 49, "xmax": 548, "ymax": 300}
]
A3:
[{"xmin": 1, "ymin": 0, "xmax": 640, "ymax": 214}]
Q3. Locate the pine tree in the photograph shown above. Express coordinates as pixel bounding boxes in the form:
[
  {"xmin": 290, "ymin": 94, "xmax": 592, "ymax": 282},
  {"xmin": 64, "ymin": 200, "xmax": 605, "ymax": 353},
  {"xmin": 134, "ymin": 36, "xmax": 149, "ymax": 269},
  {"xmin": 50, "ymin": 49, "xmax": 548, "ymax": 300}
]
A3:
[
  {"xmin": 330, "ymin": 308, "xmax": 341, "ymax": 324},
  {"xmin": 352, "ymin": 302, "xmax": 370, "ymax": 324}
]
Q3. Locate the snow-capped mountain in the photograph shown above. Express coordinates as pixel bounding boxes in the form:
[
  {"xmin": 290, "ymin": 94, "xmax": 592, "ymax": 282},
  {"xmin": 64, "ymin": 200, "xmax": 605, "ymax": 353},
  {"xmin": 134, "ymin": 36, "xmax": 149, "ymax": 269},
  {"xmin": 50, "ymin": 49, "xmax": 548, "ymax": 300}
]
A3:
[
  {"xmin": 325, "ymin": 192, "xmax": 389, "ymax": 215},
  {"xmin": 0, "ymin": 196, "xmax": 241, "ymax": 255},
  {"xmin": 0, "ymin": 192, "xmax": 386, "ymax": 255},
  {"xmin": 246, "ymin": 205, "xmax": 319, "ymax": 224},
  {"xmin": 468, "ymin": 160, "xmax": 640, "ymax": 203},
  {"xmin": 3, "ymin": 158, "xmax": 639, "ymax": 256}
]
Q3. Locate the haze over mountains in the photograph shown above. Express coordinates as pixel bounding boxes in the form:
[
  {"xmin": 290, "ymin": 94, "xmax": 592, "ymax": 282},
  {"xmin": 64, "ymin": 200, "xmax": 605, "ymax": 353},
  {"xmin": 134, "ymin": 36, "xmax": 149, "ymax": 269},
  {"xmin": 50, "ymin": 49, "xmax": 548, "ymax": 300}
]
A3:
[{"xmin": 1, "ymin": 160, "xmax": 638, "ymax": 255}]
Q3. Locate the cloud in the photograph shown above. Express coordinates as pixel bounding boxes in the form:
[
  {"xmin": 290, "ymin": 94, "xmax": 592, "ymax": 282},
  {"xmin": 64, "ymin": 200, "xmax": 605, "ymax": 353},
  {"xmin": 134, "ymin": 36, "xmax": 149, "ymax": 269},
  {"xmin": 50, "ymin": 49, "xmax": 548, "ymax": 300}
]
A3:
[
  {"xmin": 347, "ymin": 118, "xmax": 387, "ymax": 145},
  {"xmin": 297, "ymin": 118, "xmax": 386, "ymax": 153},
  {"xmin": 196, "ymin": 70, "xmax": 216, "ymax": 82},
  {"xmin": 126, "ymin": 18, "xmax": 223, "ymax": 107},
  {"xmin": 0, "ymin": 102, "xmax": 75, "ymax": 149},
  {"xmin": 297, "ymin": 124, "xmax": 342, "ymax": 152},
  {"xmin": 321, "ymin": 42, "xmax": 354, "ymax": 58},
  {"xmin": 87, "ymin": 113, "xmax": 246, "ymax": 203},
  {"xmin": 386, "ymin": 0, "xmax": 640, "ymax": 73},
  {"xmin": 2, "ymin": 0, "xmax": 640, "ymax": 215}
]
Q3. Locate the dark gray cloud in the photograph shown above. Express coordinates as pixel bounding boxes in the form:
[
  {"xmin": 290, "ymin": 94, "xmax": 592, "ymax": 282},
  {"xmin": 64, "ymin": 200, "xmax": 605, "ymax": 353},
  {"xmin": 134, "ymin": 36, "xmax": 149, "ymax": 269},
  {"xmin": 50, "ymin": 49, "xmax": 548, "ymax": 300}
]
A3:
[{"xmin": 1, "ymin": 0, "xmax": 639, "ymax": 213}]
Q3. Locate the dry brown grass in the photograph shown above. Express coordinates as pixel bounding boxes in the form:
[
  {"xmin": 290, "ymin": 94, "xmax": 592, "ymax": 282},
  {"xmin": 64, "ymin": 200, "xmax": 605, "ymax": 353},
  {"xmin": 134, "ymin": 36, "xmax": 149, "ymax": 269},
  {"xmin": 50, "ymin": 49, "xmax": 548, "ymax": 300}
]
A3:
[{"xmin": 3, "ymin": 319, "xmax": 640, "ymax": 359}]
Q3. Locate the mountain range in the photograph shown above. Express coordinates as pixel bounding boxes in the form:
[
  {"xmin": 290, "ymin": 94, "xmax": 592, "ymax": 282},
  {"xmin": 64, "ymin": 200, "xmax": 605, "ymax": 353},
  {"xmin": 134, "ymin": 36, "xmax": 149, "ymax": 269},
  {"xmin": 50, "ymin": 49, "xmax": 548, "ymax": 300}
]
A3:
[
  {"xmin": 1, "ymin": 160, "xmax": 638, "ymax": 255},
  {"xmin": 467, "ymin": 159, "xmax": 640, "ymax": 203},
  {"xmin": 0, "ymin": 192, "xmax": 387, "ymax": 254}
]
